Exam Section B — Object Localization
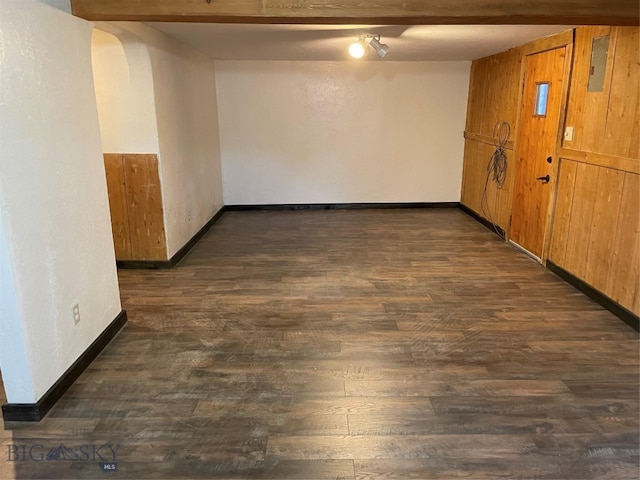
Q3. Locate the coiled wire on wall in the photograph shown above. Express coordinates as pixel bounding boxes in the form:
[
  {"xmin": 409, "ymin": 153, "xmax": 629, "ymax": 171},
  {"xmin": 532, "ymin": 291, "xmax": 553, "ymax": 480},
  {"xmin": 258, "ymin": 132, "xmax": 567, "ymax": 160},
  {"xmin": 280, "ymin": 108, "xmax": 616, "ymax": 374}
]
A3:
[{"xmin": 480, "ymin": 121, "xmax": 510, "ymax": 238}]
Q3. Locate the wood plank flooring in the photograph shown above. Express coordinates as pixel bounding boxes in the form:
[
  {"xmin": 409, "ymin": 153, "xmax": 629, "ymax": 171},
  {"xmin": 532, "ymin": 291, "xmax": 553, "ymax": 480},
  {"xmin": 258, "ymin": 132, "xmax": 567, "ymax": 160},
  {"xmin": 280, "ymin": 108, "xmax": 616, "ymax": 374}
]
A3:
[{"xmin": 2, "ymin": 208, "xmax": 638, "ymax": 479}]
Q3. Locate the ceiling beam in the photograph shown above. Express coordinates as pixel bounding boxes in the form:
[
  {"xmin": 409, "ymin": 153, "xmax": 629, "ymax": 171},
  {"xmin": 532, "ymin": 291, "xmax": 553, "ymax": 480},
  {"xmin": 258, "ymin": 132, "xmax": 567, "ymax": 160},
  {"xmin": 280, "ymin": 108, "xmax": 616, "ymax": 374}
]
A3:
[{"xmin": 71, "ymin": 0, "xmax": 639, "ymax": 26}]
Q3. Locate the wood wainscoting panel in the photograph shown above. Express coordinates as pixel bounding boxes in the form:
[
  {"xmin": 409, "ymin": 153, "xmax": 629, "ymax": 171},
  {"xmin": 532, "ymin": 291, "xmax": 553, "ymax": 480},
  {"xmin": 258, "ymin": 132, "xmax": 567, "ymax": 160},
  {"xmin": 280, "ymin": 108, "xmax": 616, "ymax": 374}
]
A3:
[
  {"xmin": 560, "ymin": 162, "xmax": 599, "ymax": 280},
  {"xmin": 460, "ymin": 140, "xmax": 485, "ymax": 216},
  {"xmin": 584, "ymin": 167, "xmax": 626, "ymax": 293},
  {"xmin": 123, "ymin": 154, "xmax": 167, "ymax": 261},
  {"xmin": 550, "ymin": 158, "xmax": 639, "ymax": 314},
  {"xmin": 607, "ymin": 173, "xmax": 640, "ymax": 312},
  {"xmin": 104, "ymin": 153, "xmax": 132, "ymax": 260},
  {"xmin": 460, "ymin": 139, "xmax": 515, "ymax": 231},
  {"xmin": 548, "ymin": 159, "xmax": 578, "ymax": 265}
]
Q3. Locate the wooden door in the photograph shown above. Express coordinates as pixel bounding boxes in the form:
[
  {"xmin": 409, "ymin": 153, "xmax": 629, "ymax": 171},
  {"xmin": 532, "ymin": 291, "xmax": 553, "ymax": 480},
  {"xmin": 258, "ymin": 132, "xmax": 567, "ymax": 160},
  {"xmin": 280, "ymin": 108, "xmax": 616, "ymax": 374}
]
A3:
[{"xmin": 510, "ymin": 47, "xmax": 566, "ymax": 259}]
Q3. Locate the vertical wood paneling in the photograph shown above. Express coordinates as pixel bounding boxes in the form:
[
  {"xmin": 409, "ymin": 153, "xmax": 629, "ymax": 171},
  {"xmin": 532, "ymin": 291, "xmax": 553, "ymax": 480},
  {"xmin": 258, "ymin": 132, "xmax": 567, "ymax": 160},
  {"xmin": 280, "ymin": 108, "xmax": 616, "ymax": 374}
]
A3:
[
  {"xmin": 460, "ymin": 140, "xmax": 515, "ymax": 230},
  {"xmin": 460, "ymin": 140, "xmax": 480, "ymax": 209},
  {"xmin": 559, "ymin": 162, "xmax": 599, "ymax": 280},
  {"xmin": 462, "ymin": 27, "xmax": 639, "ymax": 315},
  {"xmin": 563, "ymin": 26, "xmax": 640, "ymax": 160},
  {"xmin": 481, "ymin": 49, "xmax": 522, "ymax": 137},
  {"xmin": 607, "ymin": 173, "xmax": 640, "ymax": 312},
  {"xmin": 461, "ymin": 46, "xmax": 522, "ymax": 232},
  {"xmin": 460, "ymin": 140, "xmax": 490, "ymax": 219},
  {"xmin": 563, "ymin": 26, "xmax": 613, "ymax": 153},
  {"xmin": 549, "ymin": 162, "xmax": 639, "ymax": 314},
  {"xmin": 551, "ymin": 26, "xmax": 639, "ymax": 314},
  {"xmin": 104, "ymin": 154, "xmax": 132, "ymax": 260},
  {"xmin": 496, "ymin": 149, "xmax": 517, "ymax": 229},
  {"xmin": 584, "ymin": 167, "xmax": 626, "ymax": 292},
  {"xmin": 464, "ymin": 60, "xmax": 487, "ymax": 134},
  {"xmin": 549, "ymin": 159, "xmax": 578, "ymax": 265},
  {"xmin": 604, "ymin": 27, "xmax": 640, "ymax": 160},
  {"xmin": 123, "ymin": 154, "xmax": 167, "ymax": 261}
]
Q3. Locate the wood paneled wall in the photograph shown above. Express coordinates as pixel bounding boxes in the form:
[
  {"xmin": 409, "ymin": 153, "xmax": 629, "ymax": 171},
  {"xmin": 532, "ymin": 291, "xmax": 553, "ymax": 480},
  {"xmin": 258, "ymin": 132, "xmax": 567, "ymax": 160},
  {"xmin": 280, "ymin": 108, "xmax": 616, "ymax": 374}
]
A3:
[
  {"xmin": 460, "ymin": 48, "xmax": 520, "ymax": 229},
  {"xmin": 461, "ymin": 26, "xmax": 639, "ymax": 315},
  {"xmin": 563, "ymin": 27, "xmax": 639, "ymax": 161},
  {"xmin": 103, "ymin": 153, "xmax": 167, "ymax": 261},
  {"xmin": 550, "ymin": 161, "xmax": 639, "ymax": 312},
  {"xmin": 461, "ymin": 31, "xmax": 575, "ymax": 230},
  {"xmin": 549, "ymin": 27, "xmax": 639, "ymax": 314}
]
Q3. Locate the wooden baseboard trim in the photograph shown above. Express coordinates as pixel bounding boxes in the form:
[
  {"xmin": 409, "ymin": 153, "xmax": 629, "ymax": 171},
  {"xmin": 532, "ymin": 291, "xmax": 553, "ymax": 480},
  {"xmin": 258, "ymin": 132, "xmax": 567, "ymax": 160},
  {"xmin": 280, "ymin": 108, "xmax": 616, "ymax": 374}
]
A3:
[
  {"xmin": 225, "ymin": 202, "xmax": 459, "ymax": 211},
  {"xmin": 117, "ymin": 207, "xmax": 227, "ymax": 270},
  {"xmin": 458, "ymin": 203, "xmax": 505, "ymax": 238},
  {"xmin": 2, "ymin": 310, "xmax": 128, "ymax": 422},
  {"xmin": 547, "ymin": 261, "xmax": 639, "ymax": 332}
]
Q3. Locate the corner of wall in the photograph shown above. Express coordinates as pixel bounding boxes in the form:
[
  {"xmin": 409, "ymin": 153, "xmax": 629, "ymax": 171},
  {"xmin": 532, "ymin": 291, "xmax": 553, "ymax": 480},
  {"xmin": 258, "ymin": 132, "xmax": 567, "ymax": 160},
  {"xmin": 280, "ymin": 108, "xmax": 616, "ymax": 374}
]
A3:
[
  {"xmin": 0, "ymin": 214, "xmax": 37, "ymax": 403},
  {"xmin": 0, "ymin": 0, "xmax": 122, "ymax": 403}
]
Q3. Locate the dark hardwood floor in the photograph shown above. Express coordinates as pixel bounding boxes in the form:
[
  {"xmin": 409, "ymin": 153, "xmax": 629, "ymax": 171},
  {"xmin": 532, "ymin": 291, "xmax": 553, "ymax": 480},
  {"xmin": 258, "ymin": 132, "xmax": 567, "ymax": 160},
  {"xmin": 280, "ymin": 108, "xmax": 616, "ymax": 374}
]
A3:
[{"xmin": 2, "ymin": 209, "xmax": 638, "ymax": 479}]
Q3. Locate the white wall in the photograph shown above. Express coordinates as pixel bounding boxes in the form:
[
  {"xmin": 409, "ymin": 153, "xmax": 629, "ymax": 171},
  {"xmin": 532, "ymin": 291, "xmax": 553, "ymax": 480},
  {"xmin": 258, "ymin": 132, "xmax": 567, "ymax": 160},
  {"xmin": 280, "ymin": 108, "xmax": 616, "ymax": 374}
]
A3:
[
  {"xmin": 0, "ymin": 1, "xmax": 122, "ymax": 403},
  {"xmin": 216, "ymin": 61, "xmax": 471, "ymax": 204},
  {"xmin": 37, "ymin": 0, "xmax": 71, "ymax": 12},
  {"xmin": 101, "ymin": 23, "xmax": 225, "ymax": 258},
  {"xmin": 91, "ymin": 28, "xmax": 160, "ymax": 154}
]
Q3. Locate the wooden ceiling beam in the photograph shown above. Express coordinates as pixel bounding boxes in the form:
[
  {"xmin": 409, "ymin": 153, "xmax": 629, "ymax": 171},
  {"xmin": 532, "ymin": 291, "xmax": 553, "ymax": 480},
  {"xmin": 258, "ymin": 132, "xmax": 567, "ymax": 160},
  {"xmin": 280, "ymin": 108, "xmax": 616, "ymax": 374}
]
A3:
[{"xmin": 71, "ymin": 0, "xmax": 639, "ymax": 26}]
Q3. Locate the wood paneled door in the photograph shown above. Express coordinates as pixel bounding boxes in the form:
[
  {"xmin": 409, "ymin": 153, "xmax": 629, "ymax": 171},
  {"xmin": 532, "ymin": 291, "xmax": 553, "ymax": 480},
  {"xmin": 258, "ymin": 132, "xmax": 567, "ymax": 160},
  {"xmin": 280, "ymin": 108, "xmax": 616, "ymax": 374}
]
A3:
[{"xmin": 510, "ymin": 47, "xmax": 567, "ymax": 260}]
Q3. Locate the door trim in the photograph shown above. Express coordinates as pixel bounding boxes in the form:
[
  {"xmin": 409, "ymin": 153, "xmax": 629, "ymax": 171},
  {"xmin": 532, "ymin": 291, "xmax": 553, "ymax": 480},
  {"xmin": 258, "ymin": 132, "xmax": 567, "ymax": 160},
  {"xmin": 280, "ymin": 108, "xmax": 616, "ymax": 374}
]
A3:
[{"xmin": 540, "ymin": 39, "xmax": 574, "ymax": 264}]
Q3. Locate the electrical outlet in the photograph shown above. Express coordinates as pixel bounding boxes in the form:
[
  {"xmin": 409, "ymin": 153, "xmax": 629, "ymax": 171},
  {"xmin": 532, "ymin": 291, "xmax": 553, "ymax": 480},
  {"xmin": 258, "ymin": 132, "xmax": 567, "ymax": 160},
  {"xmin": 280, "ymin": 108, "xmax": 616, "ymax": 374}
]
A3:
[{"xmin": 72, "ymin": 302, "xmax": 81, "ymax": 325}]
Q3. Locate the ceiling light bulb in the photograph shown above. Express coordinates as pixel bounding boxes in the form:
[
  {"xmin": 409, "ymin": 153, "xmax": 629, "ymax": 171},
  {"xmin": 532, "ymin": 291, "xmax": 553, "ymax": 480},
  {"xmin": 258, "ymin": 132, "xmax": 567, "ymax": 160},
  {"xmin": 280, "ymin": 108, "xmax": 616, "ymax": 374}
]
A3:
[{"xmin": 349, "ymin": 41, "xmax": 366, "ymax": 59}]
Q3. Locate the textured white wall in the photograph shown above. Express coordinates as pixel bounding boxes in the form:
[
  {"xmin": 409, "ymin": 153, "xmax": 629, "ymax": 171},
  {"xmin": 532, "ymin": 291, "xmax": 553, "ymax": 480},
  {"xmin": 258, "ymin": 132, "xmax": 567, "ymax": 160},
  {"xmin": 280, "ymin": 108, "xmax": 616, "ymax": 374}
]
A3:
[
  {"xmin": 36, "ymin": 0, "xmax": 71, "ymax": 12},
  {"xmin": 0, "ymin": 1, "xmax": 122, "ymax": 403},
  {"xmin": 91, "ymin": 28, "xmax": 160, "ymax": 154},
  {"xmin": 216, "ymin": 61, "xmax": 470, "ymax": 205},
  {"xmin": 110, "ymin": 23, "xmax": 225, "ymax": 257},
  {"xmin": 0, "ymin": 218, "xmax": 35, "ymax": 401}
]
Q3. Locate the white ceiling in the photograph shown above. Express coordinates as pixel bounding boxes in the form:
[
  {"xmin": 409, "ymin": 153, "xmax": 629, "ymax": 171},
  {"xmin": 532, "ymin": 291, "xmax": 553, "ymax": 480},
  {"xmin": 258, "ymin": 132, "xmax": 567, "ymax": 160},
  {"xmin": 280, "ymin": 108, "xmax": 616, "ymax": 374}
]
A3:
[{"xmin": 145, "ymin": 23, "xmax": 572, "ymax": 61}]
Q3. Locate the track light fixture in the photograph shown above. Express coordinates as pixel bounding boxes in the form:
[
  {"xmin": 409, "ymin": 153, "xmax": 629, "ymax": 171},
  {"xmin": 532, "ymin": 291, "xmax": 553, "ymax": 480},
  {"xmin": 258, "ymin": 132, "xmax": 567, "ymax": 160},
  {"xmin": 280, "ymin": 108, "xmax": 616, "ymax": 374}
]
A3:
[
  {"xmin": 348, "ymin": 34, "xmax": 390, "ymax": 59},
  {"xmin": 368, "ymin": 36, "xmax": 390, "ymax": 59}
]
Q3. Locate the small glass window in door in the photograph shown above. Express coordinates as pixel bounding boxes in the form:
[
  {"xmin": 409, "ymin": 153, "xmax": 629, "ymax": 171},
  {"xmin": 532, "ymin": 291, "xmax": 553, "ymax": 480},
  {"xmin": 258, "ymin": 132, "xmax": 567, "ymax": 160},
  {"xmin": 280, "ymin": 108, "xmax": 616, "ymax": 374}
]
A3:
[{"xmin": 534, "ymin": 82, "xmax": 550, "ymax": 117}]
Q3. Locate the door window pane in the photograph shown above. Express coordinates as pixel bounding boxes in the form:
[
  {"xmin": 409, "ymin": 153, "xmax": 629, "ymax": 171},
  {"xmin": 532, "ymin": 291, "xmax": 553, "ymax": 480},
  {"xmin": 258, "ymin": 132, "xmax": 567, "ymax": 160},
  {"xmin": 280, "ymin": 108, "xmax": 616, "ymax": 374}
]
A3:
[{"xmin": 535, "ymin": 83, "xmax": 549, "ymax": 116}]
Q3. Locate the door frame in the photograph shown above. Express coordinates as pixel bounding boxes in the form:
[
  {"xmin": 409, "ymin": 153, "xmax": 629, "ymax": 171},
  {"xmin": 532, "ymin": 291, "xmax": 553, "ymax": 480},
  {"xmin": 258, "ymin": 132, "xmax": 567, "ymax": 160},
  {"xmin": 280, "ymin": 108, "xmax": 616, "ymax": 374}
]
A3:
[{"xmin": 508, "ymin": 31, "xmax": 575, "ymax": 264}]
